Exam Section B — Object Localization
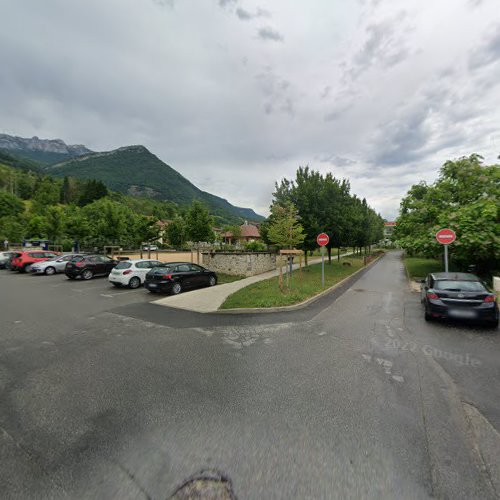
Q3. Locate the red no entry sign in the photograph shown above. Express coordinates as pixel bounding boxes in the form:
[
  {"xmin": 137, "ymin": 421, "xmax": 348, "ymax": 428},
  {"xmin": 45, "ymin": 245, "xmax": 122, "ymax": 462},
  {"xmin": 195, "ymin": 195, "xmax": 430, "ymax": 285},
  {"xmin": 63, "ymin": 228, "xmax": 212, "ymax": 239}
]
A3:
[
  {"xmin": 436, "ymin": 228, "xmax": 456, "ymax": 245},
  {"xmin": 317, "ymin": 233, "xmax": 329, "ymax": 246}
]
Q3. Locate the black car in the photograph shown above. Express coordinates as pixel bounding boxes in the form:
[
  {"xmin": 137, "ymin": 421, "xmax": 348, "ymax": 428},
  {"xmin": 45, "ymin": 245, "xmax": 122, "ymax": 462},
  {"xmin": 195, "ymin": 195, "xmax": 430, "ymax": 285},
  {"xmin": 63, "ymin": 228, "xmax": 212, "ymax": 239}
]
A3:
[
  {"xmin": 420, "ymin": 272, "xmax": 498, "ymax": 327},
  {"xmin": 144, "ymin": 262, "xmax": 217, "ymax": 294},
  {"xmin": 65, "ymin": 254, "xmax": 118, "ymax": 280}
]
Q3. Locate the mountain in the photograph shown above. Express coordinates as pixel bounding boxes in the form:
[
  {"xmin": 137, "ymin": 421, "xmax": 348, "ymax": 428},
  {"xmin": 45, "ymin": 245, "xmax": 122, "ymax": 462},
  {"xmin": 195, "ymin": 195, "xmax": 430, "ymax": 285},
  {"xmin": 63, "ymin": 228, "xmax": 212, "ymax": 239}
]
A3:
[
  {"xmin": 0, "ymin": 133, "xmax": 92, "ymax": 164},
  {"xmin": 47, "ymin": 145, "xmax": 264, "ymax": 222}
]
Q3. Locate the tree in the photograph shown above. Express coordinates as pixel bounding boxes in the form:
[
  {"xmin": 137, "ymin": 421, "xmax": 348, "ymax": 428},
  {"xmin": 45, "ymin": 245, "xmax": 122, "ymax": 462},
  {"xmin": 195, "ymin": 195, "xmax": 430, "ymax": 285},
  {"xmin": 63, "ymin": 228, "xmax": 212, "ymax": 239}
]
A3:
[
  {"xmin": 26, "ymin": 214, "xmax": 48, "ymax": 239},
  {"xmin": 267, "ymin": 202, "xmax": 305, "ymax": 249},
  {"xmin": 395, "ymin": 154, "xmax": 500, "ymax": 275},
  {"xmin": 266, "ymin": 166, "xmax": 383, "ymax": 263},
  {"xmin": 0, "ymin": 215, "xmax": 26, "ymax": 242},
  {"xmin": 46, "ymin": 206, "xmax": 64, "ymax": 242},
  {"xmin": 134, "ymin": 216, "xmax": 161, "ymax": 247},
  {"xmin": 0, "ymin": 191, "xmax": 24, "ymax": 218},
  {"xmin": 166, "ymin": 217, "xmax": 187, "ymax": 248},
  {"xmin": 32, "ymin": 177, "xmax": 61, "ymax": 213},
  {"xmin": 78, "ymin": 179, "xmax": 109, "ymax": 207},
  {"xmin": 185, "ymin": 200, "xmax": 214, "ymax": 243}
]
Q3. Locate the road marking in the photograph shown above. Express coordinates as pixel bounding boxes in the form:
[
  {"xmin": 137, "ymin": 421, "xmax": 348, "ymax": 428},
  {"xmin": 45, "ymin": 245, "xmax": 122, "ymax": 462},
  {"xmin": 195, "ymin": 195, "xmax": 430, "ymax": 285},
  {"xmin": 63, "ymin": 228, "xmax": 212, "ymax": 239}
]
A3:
[
  {"xmin": 100, "ymin": 294, "xmax": 114, "ymax": 298},
  {"xmin": 318, "ymin": 331, "xmax": 328, "ymax": 336},
  {"xmin": 392, "ymin": 375, "xmax": 404, "ymax": 383}
]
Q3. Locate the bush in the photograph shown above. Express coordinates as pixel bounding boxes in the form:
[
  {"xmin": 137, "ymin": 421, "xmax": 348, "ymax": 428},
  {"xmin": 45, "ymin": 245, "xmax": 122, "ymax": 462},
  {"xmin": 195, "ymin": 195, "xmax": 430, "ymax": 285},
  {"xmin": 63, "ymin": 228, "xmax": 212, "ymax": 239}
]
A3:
[{"xmin": 245, "ymin": 240, "xmax": 267, "ymax": 252}]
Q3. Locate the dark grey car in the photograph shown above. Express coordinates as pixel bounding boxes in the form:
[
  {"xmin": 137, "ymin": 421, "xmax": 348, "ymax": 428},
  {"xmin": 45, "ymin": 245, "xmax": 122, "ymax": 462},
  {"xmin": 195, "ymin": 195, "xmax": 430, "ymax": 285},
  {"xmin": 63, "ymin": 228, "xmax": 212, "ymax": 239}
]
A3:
[{"xmin": 420, "ymin": 272, "xmax": 498, "ymax": 327}]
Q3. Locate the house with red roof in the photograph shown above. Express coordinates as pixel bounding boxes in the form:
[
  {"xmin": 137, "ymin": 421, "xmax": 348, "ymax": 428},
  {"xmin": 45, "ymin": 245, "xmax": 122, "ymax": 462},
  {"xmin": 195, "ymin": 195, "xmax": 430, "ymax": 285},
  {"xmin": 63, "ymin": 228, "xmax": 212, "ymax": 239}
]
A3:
[{"xmin": 223, "ymin": 222, "xmax": 261, "ymax": 244}]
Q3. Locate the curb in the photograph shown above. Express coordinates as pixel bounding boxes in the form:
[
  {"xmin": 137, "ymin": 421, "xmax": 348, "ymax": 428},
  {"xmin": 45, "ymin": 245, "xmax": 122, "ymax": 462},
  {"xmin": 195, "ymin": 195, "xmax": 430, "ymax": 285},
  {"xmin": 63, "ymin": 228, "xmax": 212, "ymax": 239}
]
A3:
[{"xmin": 216, "ymin": 253, "xmax": 386, "ymax": 314}]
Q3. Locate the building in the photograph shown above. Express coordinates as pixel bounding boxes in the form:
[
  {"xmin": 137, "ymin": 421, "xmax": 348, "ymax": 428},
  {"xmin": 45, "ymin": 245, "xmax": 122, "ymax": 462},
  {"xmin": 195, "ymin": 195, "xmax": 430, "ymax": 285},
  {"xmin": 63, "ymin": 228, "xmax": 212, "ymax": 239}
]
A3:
[
  {"xmin": 383, "ymin": 221, "xmax": 397, "ymax": 245},
  {"xmin": 223, "ymin": 222, "xmax": 261, "ymax": 244}
]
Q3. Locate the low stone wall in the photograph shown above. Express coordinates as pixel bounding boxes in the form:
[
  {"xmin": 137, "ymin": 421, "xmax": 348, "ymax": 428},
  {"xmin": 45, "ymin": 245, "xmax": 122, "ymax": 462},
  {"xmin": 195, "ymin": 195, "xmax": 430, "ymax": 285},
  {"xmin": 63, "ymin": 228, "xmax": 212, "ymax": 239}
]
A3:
[{"xmin": 202, "ymin": 252, "xmax": 277, "ymax": 276}]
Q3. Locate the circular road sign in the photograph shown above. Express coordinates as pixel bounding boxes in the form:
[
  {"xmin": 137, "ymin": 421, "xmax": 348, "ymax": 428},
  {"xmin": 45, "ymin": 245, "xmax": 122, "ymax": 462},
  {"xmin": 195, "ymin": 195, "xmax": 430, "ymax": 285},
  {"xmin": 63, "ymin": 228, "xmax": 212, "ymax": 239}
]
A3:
[
  {"xmin": 317, "ymin": 233, "xmax": 329, "ymax": 246},
  {"xmin": 435, "ymin": 228, "xmax": 456, "ymax": 245}
]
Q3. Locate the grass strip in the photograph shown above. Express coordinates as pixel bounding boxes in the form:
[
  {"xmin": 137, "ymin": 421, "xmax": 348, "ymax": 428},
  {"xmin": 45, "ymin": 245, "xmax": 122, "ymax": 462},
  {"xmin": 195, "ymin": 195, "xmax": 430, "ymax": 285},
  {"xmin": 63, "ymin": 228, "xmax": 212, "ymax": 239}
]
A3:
[{"xmin": 220, "ymin": 256, "xmax": 365, "ymax": 309}]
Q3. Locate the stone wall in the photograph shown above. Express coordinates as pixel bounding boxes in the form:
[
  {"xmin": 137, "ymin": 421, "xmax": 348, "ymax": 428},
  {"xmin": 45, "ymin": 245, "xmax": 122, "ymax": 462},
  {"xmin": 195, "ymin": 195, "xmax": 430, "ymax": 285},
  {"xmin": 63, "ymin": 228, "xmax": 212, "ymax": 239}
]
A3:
[{"xmin": 201, "ymin": 252, "xmax": 277, "ymax": 277}]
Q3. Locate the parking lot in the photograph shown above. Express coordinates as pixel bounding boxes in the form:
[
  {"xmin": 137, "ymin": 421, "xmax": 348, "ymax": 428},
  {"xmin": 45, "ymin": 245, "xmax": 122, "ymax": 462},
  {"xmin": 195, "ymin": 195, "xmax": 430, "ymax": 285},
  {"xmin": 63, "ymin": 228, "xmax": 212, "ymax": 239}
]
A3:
[{"xmin": 0, "ymin": 269, "xmax": 158, "ymax": 343}]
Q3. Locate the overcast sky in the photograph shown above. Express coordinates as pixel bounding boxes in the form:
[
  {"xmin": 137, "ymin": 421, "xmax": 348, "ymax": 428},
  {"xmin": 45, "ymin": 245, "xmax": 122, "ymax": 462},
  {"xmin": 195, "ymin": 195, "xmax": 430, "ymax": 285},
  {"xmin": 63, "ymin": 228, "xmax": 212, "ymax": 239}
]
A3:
[{"xmin": 1, "ymin": 0, "xmax": 499, "ymax": 218}]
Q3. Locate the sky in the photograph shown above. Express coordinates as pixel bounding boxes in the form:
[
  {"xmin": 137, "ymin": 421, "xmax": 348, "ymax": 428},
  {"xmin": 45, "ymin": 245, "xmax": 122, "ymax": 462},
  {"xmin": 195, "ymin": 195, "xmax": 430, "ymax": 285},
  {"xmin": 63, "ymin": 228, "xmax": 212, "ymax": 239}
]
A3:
[{"xmin": 1, "ymin": 0, "xmax": 499, "ymax": 219}]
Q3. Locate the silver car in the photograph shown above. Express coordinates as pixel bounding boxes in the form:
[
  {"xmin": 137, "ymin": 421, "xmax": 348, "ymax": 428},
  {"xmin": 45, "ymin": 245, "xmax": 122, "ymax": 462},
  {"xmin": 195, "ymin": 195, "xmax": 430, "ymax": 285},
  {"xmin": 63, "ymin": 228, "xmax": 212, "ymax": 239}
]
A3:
[{"xmin": 30, "ymin": 254, "xmax": 86, "ymax": 275}]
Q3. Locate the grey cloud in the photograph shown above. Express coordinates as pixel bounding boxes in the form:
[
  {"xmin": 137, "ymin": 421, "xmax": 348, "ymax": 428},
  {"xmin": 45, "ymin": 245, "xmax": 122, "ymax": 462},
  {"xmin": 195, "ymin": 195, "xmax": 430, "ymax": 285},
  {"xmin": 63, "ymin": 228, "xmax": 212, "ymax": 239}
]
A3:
[
  {"xmin": 347, "ymin": 13, "xmax": 412, "ymax": 80},
  {"xmin": 469, "ymin": 27, "xmax": 500, "ymax": 69},
  {"xmin": 317, "ymin": 154, "xmax": 356, "ymax": 167},
  {"xmin": 257, "ymin": 27, "xmax": 284, "ymax": 42},
  {"xmin": 236, "ymin": 7, "xmax": 269, "ymax": 21},
  {"xmin": 236, "ymin": 7, "xmax": 252, "ymax": 20},
  {"xmin": 320, "ymin": 86, "xmax": 331, "ymax": 99},
  {"xmin": 219, "ymin": 0, "xmax": 237, "ymax": 6},
  {"xmin": 255, "ymin": 68, "xmax": 294, "ymax": 116}
]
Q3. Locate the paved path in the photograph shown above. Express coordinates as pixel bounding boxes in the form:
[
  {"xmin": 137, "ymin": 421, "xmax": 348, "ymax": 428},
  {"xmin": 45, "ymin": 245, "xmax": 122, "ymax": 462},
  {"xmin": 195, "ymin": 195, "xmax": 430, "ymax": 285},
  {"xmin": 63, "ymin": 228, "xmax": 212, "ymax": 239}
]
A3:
[{"xmin": 154, "ymin": 253, "xmax": 352, "ymax": 312}]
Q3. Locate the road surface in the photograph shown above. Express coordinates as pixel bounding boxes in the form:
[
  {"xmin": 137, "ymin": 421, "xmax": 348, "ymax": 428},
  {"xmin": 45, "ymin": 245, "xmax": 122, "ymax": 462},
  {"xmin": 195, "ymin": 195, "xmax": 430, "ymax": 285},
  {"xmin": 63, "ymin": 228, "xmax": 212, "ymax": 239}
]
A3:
[{"xmin": 1, "ymin": 251, "xmax": 499, "ymax": 499}]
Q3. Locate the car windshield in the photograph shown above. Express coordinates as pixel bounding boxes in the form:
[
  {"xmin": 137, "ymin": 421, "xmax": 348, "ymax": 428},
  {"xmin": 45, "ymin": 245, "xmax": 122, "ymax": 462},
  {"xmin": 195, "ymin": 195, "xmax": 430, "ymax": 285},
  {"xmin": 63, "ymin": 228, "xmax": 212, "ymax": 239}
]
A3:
[
  {"xmin": 115, "ymin": 262, "xmax": 132, "ymax": 270},
  {"xmin": 434, "ymin": 280, "xmax": 486, "ymax": 292},
  {"xmin": 70, "ymin": 256, "xmax": 85, "ymax": 262}
]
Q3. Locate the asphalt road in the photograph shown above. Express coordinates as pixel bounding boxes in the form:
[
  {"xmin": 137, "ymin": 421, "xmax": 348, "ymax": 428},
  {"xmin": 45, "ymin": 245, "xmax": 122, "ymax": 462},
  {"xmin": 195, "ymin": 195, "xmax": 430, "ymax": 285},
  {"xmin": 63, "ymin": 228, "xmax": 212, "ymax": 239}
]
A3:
[{"xmin": 1, "ymin": 252, "xmax": 499, "ymax": 499}]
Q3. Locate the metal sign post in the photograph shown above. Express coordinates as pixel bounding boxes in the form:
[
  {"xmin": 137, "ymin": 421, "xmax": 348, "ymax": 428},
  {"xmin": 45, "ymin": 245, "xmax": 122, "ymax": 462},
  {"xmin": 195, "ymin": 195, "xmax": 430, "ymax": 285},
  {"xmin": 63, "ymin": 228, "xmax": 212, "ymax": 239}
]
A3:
[
  {"xmin": 317, "ymin": 233, "xmax": 329, "ymax": 288},
  {"xmin": 436, "ymin": 228, "xmax": 456, "ymax": 273},
  {"xmin": 321, "ymin": 246, "xmax": 325, "ymax": 288}
]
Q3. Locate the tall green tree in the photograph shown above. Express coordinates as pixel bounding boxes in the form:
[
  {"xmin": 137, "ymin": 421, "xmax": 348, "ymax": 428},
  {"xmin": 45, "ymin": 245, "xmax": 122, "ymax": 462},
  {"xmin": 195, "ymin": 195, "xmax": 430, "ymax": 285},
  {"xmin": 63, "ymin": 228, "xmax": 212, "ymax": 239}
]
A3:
[
  {"xmin": 395, "ymin": 154, "xmax": 500, "ymax": 274},
  {"xmin": 267, "ymin": 202, "xmax": 305, "ymax": 249},
  {"xmin": 32, "ymin": 177, "xmax": 61, "ymax": 213},
  {"xmin": 0, "ymin": 191, "xmax": 24, "ymax": 218},
  {"xmin": 78, "ymin": 179, "xmax": 109, "ymax": 207},
  {"xmin": 166, "ymin": 217, "xmax": 187, "ymax": 248},
  {"xmin": 185, "ymin": 200, "xmax": 214, "ymax": 243}
]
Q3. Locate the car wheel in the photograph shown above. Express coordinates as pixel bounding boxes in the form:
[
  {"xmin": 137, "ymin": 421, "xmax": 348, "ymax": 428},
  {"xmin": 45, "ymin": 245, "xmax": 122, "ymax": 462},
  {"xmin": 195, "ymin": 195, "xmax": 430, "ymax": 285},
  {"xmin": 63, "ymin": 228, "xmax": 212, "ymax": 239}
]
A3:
[
  {"xmin": 424, "ymin": 309, "xmax": 432, "ymax": 322},
  {"xmin": 82, "ymin": 269, "xmax": 94, "ymax": 280},
  {"xmin": 208, "ymin": 275, "xmax": 217, "ymax": 287},
  {"xmin": 129, "ymin": 277, "xmax": 141, "ymax": 289},
  {"xmin": 44, "ymin": 266, "xmax": 56, "ymax": 276},
  {"xmin": 171, "ymin": 282, "xmax": 182, "ymax": 295},
  {"xmin": 66, "ymin": 275, "xmax": 75, "ymax": 280},
  {"xmin": 20, "ymin": 265, "xmax": 29, "ymax": 273}
]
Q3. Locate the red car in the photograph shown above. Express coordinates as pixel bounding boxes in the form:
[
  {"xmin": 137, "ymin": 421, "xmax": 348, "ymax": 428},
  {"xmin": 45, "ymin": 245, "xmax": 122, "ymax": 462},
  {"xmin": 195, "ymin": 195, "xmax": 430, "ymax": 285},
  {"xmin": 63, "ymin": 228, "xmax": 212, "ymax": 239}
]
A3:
[{"xmin": 10, "ymin": 250, "xmax": 61, "ymax": 273}]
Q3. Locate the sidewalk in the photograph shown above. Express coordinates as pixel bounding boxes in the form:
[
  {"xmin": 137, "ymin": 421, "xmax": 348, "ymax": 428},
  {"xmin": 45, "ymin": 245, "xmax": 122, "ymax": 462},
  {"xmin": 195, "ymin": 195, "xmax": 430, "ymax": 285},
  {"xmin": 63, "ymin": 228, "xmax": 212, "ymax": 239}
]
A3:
[{"xmin": 153, "ymin": 253, "xmax": 352, "ymax": 313}]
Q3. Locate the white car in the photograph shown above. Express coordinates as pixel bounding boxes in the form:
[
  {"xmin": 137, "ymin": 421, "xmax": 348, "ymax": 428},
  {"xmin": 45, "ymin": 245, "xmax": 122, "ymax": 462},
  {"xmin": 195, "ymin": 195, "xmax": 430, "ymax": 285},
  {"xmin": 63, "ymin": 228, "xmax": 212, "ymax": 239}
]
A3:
[{"xmin": 108, "ymin": 259, "xmax": 163, "ymax": 289}]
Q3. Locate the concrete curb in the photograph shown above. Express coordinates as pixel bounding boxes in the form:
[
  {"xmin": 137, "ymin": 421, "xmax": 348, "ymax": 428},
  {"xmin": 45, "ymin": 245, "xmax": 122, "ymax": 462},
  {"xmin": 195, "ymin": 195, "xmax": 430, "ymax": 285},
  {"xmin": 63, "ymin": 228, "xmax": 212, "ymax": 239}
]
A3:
[{"xmin": 216, "ymin": 253, "xmax": 386, "ymax": 314}]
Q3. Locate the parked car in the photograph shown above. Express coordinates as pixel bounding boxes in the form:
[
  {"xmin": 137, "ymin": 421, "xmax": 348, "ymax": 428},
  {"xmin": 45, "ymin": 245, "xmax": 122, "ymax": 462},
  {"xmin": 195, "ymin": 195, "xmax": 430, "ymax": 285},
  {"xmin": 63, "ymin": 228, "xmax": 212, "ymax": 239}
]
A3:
[
  {"xmin": 142, "ymin": 244, "xmax": 158, "ymax": 251},
  {"xmin": 108, "ymin": 259, "xmax": 163, "ymax": 289},
  {"xmin": 10, "ymin": 251, "xmax": 61, "ymax": 272},
  {"xmin": 144, "ymin": 262, "xmax": 217, "ymax": 294},
  {"xmin": 0, "ymin": 251, "xmax": 20, "ymax": 269},
  {"xmin": 420, "ymin": 272, "xmax": 499, "ymax": 327},
  {"xmin": 65, "ymin": 254, "xmax": 118, "ymax": 280},
  {"xmin": 1, "ymin": 252, "xmax": 22, "ymax": 270},
  {"xmin": 30, "ymin": 254, "xmax": 87, "ymax": 275}
]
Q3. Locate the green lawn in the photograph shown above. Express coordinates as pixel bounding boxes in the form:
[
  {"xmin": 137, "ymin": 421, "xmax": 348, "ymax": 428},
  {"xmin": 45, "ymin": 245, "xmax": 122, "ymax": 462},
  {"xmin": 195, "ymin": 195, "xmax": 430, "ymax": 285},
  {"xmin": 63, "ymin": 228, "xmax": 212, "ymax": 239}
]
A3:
[
  {"xmin": 217, "ymin": 273, "xmax": 246, "ymax": 284},
  {"xmin": 404, "ymin": 256, "xmax": 444, "ymax": 279},
  {"xmin": 220, "ymin": 257, "xmax": 366, "ymax": 309}
]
